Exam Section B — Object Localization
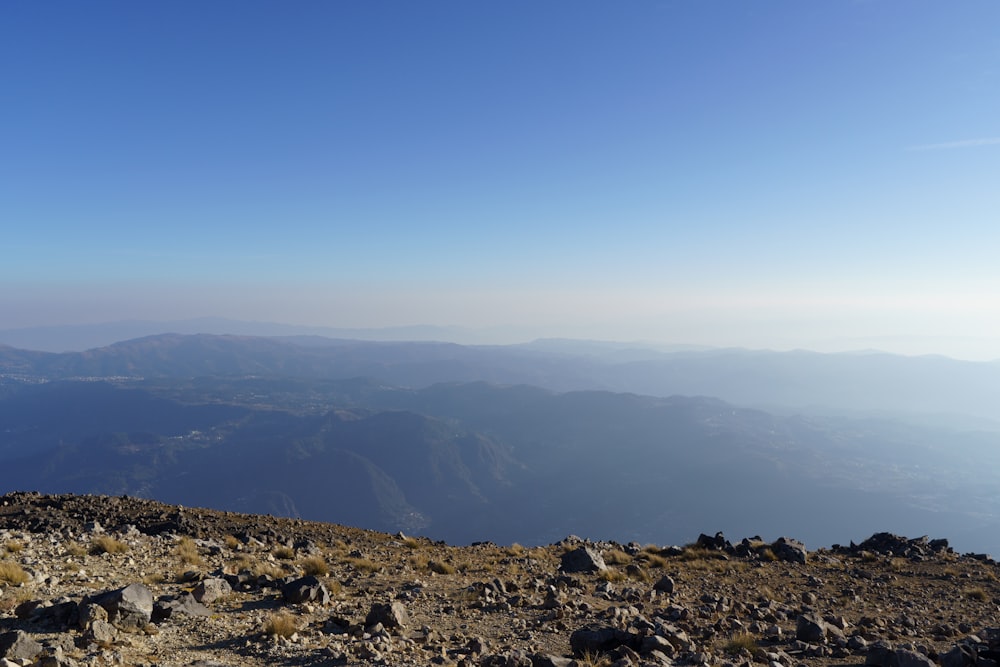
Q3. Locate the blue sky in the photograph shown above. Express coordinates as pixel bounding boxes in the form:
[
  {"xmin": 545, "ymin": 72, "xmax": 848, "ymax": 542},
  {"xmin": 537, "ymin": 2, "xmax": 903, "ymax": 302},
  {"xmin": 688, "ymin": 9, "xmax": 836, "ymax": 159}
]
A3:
[{"xmin": 2, "ymin": 1, "xmax": 999, "ymax": 359}]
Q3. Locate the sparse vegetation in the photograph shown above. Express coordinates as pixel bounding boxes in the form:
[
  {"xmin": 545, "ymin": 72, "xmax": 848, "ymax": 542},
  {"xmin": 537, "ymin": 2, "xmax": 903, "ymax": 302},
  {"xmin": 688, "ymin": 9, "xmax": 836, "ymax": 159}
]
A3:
[
  {"xmin": 577, "ymin": 650, "xmax": 613, "ymax": 667},
  {"xmin": 965, "ymin": 587, "xmax": 988, "ymax": 601},
  {"xmin": 263, "ymin": 612, "xmax": 299, "ymax": 638},
  {"xmin": 300, "ymin": 555, "xmax": 329, "ymax": 576},
  {"xmin": 597, "ymin": 569, "xmax": 627, "ymax": 583},
  {"xmin": 505, "ymin": 543, "xmax": 526, "ymax": 557},
  {"xmin": 64, "ymin": 541, "xmax": 88, "ymax": 557},
  {"xmin": 602, "ymin": 549, "xmax": 632, "ymax": 565},
  {"xmin": 5, "ymin": 540, "xmax": 25, "ymax": 554},
  {"xmin": 0, "ymin": 561, "xmax": 30, "ymax": 585},
  {"xmin": 625, "ymin": 564, "xmax": 652, "ymax": 583},
  {"xmin": 346, "ymin": 557, "xmax": 380, "ymax": 574},
  {"xmin": 758, "ymin": 547, "xmax": 778, "ymax": 562},
  {"xmin": 677, "ymin": 546, "xmax": 729, "ymax": 561},
  {"xmin": 90, "ymin": 536, "xmax": 129, "ymax": 555},
  {"xmin": 402, "ymin": 536, "xmax": 421, "ymax": 549},
  {"xmin": 428, "ymin": 560, "xmax": 457, "ymax": 575},
  {"xmin": 174, "ymin": 536, "xmax": 203, "ymax": 566},
  {"xmin": 636, "ymin": 552, "xmax": 668, "ymax": 568},
  {"xmin": 722, "ymin": 631, "xmax": 758, "ymax": 656},
  {"xmin": 224, "ymin": 535, "xmax": 241, "ymax": 550},
  {"xmin": 272, "ymin": 545, "xmax": 295, "ymax": 560}
]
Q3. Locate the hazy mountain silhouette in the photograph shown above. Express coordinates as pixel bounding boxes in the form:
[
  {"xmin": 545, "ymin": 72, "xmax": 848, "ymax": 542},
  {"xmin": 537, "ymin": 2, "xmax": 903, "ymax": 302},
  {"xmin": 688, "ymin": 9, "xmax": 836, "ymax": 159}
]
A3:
[
  {"xmin": 3, "ymin": 378, "xmax": 999, "ymax": 555},
  {"xmin": 1, "ymin": 334, "xmax": 997, "ymax": 428}
]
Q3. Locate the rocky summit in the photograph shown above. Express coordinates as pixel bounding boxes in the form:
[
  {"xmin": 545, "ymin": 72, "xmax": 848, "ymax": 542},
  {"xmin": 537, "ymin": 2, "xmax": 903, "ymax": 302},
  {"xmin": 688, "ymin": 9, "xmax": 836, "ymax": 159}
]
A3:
[{"xmin": 0, "ymin": 493, "xmax": 999, "ymax": 667}]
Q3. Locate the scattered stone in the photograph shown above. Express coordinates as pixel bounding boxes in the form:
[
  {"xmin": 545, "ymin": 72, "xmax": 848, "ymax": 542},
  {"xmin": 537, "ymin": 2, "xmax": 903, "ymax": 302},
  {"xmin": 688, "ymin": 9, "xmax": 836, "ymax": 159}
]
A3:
[
  {"xmin": 0, "ymin": 630, "xmax": 43, "ymax": 661},
  {"xmin": 653, "ymin": 575, "xmax": 675, "ymax": 594},
  {"xmin": 281, "ymin": 575, "xmax": 330, "ymax": 605},
  {"xmin": 193, "ymin": 577, "xmax": 232, "ymax": 604},
  {"xmin": 366, "ymin": 601, "xmax": 409, "ymax": 629},
  {"xmin": 569, "ymin": 624, "xmax": 641, "ymax": 656},
  {"xmin": 796, "ymin": 612, "xmax": 843, "ymax": 643},
  {"xmin": 153, "ymin": 594, "xmax": 212, "ymax": 620}
]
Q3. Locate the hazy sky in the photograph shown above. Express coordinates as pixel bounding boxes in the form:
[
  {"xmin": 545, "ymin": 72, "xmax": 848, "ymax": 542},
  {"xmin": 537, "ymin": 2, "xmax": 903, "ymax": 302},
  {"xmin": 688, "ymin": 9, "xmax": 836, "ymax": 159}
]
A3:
[{"xmin": 3, "ymin": 2, "xmax": 999, "ymax": 359}]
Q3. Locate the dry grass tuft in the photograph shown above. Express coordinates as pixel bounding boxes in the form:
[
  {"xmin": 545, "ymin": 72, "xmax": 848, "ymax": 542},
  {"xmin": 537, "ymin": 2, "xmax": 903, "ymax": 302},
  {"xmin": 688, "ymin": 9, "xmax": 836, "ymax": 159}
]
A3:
[
  {"xmin": 272, "ymin": 545, "xmax": 295, "ymax": 560},
  {"xmin": 505, "ymin": 543, "xmax": 526, "ymax": 557},
  {"xmin": 401, "ymin": 537, "xmax": 421, "ymax": 549},
  {"xmin": 965, "ymin": 587, "xmax": 988, "ymax": 602},
  {"xmin": 636, "ymin": 552, "xmax": 668, "ymax": 568},
  {"xmin": 602, "ymin": 549, "xmax": 632, "ymax": 565},
  {"xmin": 625, "ymin": 564, "xmax": 652, "ymax": 583},
  {"xmin": 64, "ymin": 542, "xmax": 88, "ymax": 557},
  {"xmin": 263, "ymin": 612, "xmax": 299, "ymax": 638},
  {"xmin": 577, "ymin": 650, "xmax": 613, "ymax": 667},
  {"xmin": 299, "ymin": 555, "xmax": 329, "ymax": 576},
  {"xmin": 174, "ymin": 536, "xmax": 203, "ymax": 566},
  {"xmin": 5, "ymin": 541, "xmax": 25, "ymax": 554},
  {"xmin": 597, "ymin": 569, "xmax": 627, "ymax": 583},
  {"xmin": 677, "ymin": 546, "xmax": 729, "ymax": 562},
  {"xmin": 224, "ymin": 535, "xmax": 241, "ymax": 550},
  {"xmin": 90, "ymin": 536, "xmax": 129, "ymax": 555},
  {"xmin": 428, "ymin": 560, "xmax": 457, "ymax": 575},
  {"xmin": 0, "ymin": 561, "xmax": 30, "ymax": 585},
  {"xmin": 346, "ymin": 557, "xmax": 380, "ymax": 574},
  {"xmin": 722, "ymin": 631, "xmax": 758, "ymax": 655}
]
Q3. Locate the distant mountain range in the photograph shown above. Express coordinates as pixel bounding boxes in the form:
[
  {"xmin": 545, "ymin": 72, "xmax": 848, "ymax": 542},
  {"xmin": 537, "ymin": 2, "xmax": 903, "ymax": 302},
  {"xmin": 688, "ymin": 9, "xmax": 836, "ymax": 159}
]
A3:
[
  {"xmin": 3, "ymin": 331, "xmax": 1000, "ymax": 555},
  {"xmin": 2, "ymin": 332, "xmax": 998, "ymax": 429},
  {"xmin": 3, "ymin": 372, "xmax": 1000, "ymax": 555},
  {"xmin": 0, "ymin": 318, "xmax": 504, "ymax": 352}
]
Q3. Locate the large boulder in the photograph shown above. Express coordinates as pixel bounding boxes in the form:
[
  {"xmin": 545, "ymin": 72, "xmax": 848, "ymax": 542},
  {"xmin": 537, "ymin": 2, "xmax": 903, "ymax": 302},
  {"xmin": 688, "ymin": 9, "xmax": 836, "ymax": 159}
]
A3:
[
  {"xmin": 281, "ymin": 575, "xmax": 330, "ymax": 605},
  {"xmin": 653, "ymin": 575, "xmax": 676, "ymax": 593},
  {"xmin": 193, "ymin": 578, "xmax": 232, "ymax": 604},
  {"xmin": 0, "ymin": 630, "xmax": 43, "ymax": 661},
  {"xmin": 90, "ymin": 583, "xmax": 153, "ymax": 630},
  {"xmin": 772, "ymin": 537, "xmax": 807, "ymax": 564},
  {"xmin": 796, "ymin": 613, "xmax": 843, "ymax": 643},
  {"xmin": 891, "ymin": 649, "xmax": 937, "ymax": 667},
  {"xmin": 560, "ymin": 547, "xmax": 607, "ymax": 573},
  {"xmin": 366, "ymin": 601, "xmax": 409, "ymax": 629}
]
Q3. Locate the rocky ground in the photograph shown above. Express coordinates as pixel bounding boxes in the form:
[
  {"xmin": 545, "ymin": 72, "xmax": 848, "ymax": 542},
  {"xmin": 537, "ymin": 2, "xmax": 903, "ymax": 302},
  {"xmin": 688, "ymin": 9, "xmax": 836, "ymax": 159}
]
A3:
[{"xmin": 1, "ymin": 492, "xmax": 999, "ymax": 667}]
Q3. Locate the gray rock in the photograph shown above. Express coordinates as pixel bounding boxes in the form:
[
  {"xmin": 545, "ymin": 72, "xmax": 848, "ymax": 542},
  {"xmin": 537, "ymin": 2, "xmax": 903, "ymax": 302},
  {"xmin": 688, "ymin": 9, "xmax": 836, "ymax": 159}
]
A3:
[
  {"xmin": 531, "ymin": 654, "xmax": 574, "ymax": 667},
  {"xmin": 569, "ymin": 624, "xmax": 641, "ymax": 656},
  {"xmin": 772, "ymin": 537, "xmax": 807, "ymax": 564},
  {"xmin": 656, "ymin": 623, "xmax": 693, "ymax": 651},
  {"xmin": 940, "ymin": 645, "xmax": 976, "ymax": 667},
  {"xmin": 796, "ymin": 613, "xmax": 831, "ymax": 643},
  {"xmin": 282, "ymin": 575, "xmax": 330, "ymax": 605},
  {"xmin": 85, "ymin": 620, "xmax": 118, "ymax": 645},
  {"xmin": 641, "ymin": 634, "xmax": 676, "ymax": 656},
  {"xmin": 77, "ymin": 602, "xmax": 107, "ymax": 629},
  {"xmin": 365, "ymin": 601, "xmax": 409, "ymax": 629},
  {"xmin": 153, "ymin": 594, "xmax": 212, "ymax": 620},
  {"xmin": 560, "ymin": 547, "xmax": 607, "ymax": 573},
  {"xmin": 891, "ymin": 649, "xmax": 936, "ymax": 667},
  {"xmin": 193, "ymin": 577, "xmax": 232, "ymax": 604},
  {"xmin": 0, "ymin": 630, "xmax": 43, "ymax": 661},
  {"xmin": 865, "ymin": 641, "xmax": 896, "ymax": 666},
  {"xmin": 482, "ymin": 651, "xmax": 532, "ymax": 667},
  {"xmin": 36, "ymin": 656, "xmax": 80, "ymax": 667},
  {"xmin": 653, "ymin": 575, "xmax": 675, "ymax": 594},
  {"xmin": 91, "ymin": 583, "xmax": 153, "ymax": 630}
]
